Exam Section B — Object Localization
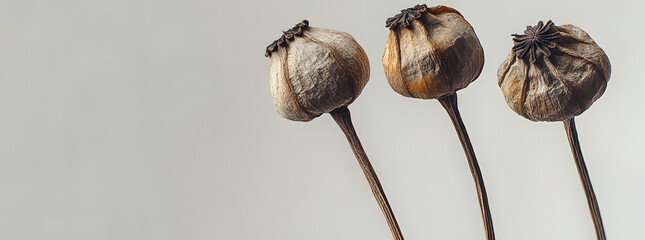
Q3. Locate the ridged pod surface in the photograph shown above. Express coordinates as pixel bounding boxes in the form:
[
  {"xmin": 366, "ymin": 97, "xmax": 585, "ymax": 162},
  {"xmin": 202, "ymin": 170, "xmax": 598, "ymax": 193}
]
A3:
[
  {"xmin": 498, "ymin": 21, "xmax": 611, "ymax": 122},
  {"xmin": 266, "ymin": 21, "xmax": 370, "ymax": 122},
  {"xmin": 383, "ymin": 5, "xmax": 484, "ymax": 99}
]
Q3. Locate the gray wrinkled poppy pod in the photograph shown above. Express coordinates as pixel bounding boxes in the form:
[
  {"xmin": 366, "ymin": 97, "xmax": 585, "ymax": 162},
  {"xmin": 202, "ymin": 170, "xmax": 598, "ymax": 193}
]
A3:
[
  {"xmin": 382, "ymin": 5, "xmax": 494, "ymax": 240},
  {"xmin": 498, "ymin": 20, "xmax": 611, "ymax": 240},
  {"xmin": 266, "ymin": 20, "xmax": 404, "ymax": 240}
]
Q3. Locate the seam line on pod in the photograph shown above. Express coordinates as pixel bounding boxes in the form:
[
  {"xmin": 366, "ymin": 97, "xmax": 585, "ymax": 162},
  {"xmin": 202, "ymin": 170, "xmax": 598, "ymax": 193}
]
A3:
[
  {"xmin": 422, "ymin": 24, "xmax": 454, "ymax": 94},
  {"xmin": 428, "ymin": 5, "xmax": 464, "ymax": 18},
  {"xmin": 435, "ymin": 52, "xmax": 454, "ymax": 93},
  {"xmin": 519, "ymin": 60, "xmax": 531, "ymax": 115},
  {"xmin": 498, "ymin": 53, "xmax": 517, "ymax": 86},
  {"xmin": 281, "ymin": 48, "xmax": 314, "ymax": 118},
  {"xmin": 394, "ymin": 30, "xmax": 414, "ymax": 97},
  {"xmin": 555, "ymin": 45, "xmax": 609, "ymax": 84},
  {"xmin": 427, "ymin": 13, "xmax": 443, "ymax": 23},
  {"xmin": 304, "ymin": 33, "xmax": 358, "ymax": 104},
  {"xmin": 542, "ymin": 59, "xmax": 584, "ymax": 112},
  {"xmin": 423, "ymin": 11, "xmax": 443, "ymax": 25},
  {"xmin": 557, "ymin": 29, "xmax": 596, "ymax": 45},
  {"xmin": 412, "ymin": 21, "xmax": 434, "ymax": 98}
]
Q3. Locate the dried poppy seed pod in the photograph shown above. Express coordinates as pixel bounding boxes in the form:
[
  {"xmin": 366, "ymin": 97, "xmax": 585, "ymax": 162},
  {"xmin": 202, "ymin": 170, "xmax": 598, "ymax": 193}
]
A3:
[
  {"xmin": 498, "ymin": 20, "xmax": 612, "ymax": 240},
  {"xmin": 497, "ymin": 20, "xmax": 611, "ymax": 122},
  {"xmin": 383, "ymin": 5, "xmax": 494, "ymax": 240},
  {"xmin": 383, "ymin": 4, "xmax": 484, "ymax": 99},
  {"xmin": 266, "ymin": 21, "xmax": 404, "ymax": 239},
  {"xmin": 266, "ymin": 20, "xmax": 369, "ymax": 122}
]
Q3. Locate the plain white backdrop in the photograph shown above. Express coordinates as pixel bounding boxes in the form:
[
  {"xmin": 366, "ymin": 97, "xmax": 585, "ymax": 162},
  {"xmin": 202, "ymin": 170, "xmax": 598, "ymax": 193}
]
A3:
[{"xmin": 0, "ymin": 0, "xmax": 643, "ymax": 239}]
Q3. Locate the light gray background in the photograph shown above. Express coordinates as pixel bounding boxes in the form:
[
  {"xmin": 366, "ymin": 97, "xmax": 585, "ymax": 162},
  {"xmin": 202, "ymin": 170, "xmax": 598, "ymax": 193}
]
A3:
[{"xmin": 0, "ymin": 0, "xmax": 643, "ymax": 239}]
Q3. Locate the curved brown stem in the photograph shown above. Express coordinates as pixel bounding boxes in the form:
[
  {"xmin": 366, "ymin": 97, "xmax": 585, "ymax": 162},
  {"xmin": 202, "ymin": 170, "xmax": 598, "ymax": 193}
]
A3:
[
  {"xmin": 564, "ymin": 118, "xmax": 606, "ymax": 240},
  {"xmin": 438, "ymin": 93, "xmax": 495, "ymax": 240},
  {"xmin": 330, "ymin": 106, "xmax": 404, "ymax": 240}
]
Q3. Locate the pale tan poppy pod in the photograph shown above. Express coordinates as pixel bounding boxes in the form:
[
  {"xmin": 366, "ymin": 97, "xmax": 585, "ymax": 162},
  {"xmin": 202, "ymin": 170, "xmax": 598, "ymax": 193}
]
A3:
[
  {"xmin": 498, "ymin": 20, "xmax": 611, "ymax": 122},
  {"xmin": 265, "ymin": 20, "xmax": 370, "ymax": 122},
  {"xmin": 383, "ymin": 4, "xmax": 484, "ymax": 99}
]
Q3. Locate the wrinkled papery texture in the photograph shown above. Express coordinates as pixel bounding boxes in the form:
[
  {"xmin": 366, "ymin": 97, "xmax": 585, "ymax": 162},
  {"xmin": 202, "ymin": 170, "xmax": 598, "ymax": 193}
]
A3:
[
  {"xmin": 498, "ymin": 24, "xmax": 611, "ymax": 122},
  {"xmin": 269, "ymin": 27, "xmax": 370, "ymax": 121},
  {"xmin": 383, "ymin": 5, "xmax": 484, "ymax": 99}
]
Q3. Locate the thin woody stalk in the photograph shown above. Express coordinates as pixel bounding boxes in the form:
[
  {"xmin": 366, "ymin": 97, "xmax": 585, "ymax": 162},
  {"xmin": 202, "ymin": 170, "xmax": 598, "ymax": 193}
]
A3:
[
  {"xmin": 563, "ymin": 118, "xmax": 606, "ymax": 240},
  {"xmin": 330, "ymin": 106, "xmax": 404, "ymax": 240},
  {"xmin": 438, "ymin": 93, "xmax": 495, "ymax": 240}
]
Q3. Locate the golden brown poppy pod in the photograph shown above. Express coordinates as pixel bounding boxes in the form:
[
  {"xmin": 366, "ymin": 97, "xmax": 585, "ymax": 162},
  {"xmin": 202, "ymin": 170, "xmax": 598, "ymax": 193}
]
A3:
[
  {"xmin": 266, "ymin": 20, "xmax": 370, "ymax": 122},
  {"xmin": 383, "ymin": 4, "xmax": 484, "ymax": 99},
  {"xmin": 498, "ymin": 20, "xmax": 611, "ymax": 122},
  {"xmin": 383, "ymin": 5, "xmax": 495, "ymax": 240}
]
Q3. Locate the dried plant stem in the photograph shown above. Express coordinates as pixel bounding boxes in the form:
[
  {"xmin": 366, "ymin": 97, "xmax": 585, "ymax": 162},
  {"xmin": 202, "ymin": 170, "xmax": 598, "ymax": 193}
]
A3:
[
  {"xmin": 563, "ymin": 118, "xmax": 606, "ymax": 240},
  {"xmin": 438, "ymin": 93, "xmax": 495, "ymax": 240},
  {"xmin": 330, "ymin": 106, "xmax": 404, "ymax": 240}
]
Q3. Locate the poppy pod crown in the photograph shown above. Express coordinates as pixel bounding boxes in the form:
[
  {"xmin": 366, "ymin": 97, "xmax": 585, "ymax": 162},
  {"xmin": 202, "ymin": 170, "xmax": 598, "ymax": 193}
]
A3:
[{"xmin": 383, "ymin": 4, "xmax": 484, "ymax": 99}]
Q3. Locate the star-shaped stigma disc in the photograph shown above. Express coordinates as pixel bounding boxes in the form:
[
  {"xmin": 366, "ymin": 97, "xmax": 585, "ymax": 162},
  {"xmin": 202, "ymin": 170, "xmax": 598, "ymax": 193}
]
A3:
[
  {"xmin": 385, "ymin": 4, "xmax": 428, "ymax": 30},
  {"xmin": 512, "ymin": 20, "xmax": 561, "ymax": 63},
  {"xmin": 265, "ymin": 20, "xmax": 309, "ymax": 57}
]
